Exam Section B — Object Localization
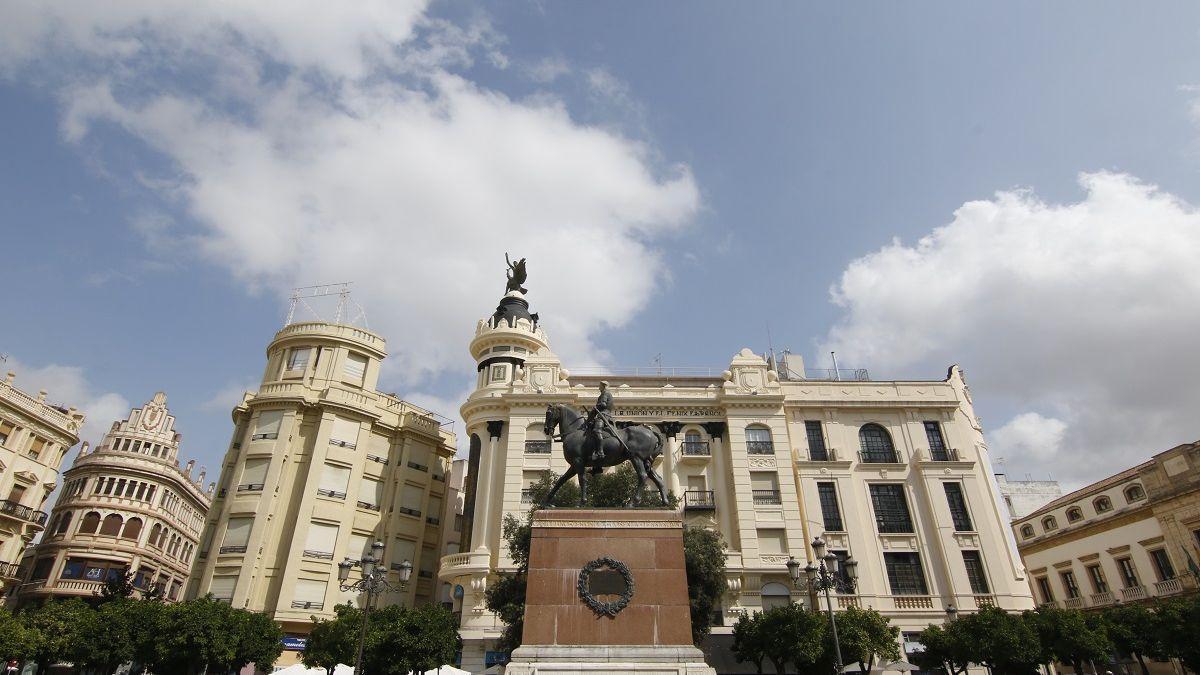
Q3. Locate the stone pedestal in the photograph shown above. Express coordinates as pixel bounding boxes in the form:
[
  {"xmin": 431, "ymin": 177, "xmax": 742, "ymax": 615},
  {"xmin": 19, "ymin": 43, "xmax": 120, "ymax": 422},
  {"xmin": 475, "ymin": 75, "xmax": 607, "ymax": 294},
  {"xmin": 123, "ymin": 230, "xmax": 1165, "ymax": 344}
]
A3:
[{"xmin": 506, "ymin": 509, "xmax": 716, "ymax": 675}]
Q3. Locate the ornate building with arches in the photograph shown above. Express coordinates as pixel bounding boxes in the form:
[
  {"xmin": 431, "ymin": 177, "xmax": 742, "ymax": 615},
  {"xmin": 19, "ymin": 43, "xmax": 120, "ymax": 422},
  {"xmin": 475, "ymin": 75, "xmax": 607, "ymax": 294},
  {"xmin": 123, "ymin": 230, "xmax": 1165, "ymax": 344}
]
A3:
[
  {"xmin": 12, "ymin": 392, "xmax": 212, "ymax": 606},
  {"xmin": 442, "ymin": 285, "xmax": 1035, "ymax": 672}
]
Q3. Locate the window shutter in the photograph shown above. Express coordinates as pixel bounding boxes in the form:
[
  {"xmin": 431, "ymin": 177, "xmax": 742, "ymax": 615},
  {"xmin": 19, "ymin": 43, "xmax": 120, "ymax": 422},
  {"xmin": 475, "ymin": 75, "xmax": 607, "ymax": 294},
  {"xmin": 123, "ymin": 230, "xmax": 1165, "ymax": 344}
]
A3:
[
  {"xmin": 286, "ymin": 348, "xmax": 311, "ymax": 371},
  {"xmin": 223, "ymin": 518, "xmax": 252, "ymax": 547},
  {"xmin": 393, "ymin": 538, "xmax": 417, "ymax": 566},
  {"xmin": 358, "ymin": 477, "xmax": 383, "ymax": 506},
  {"xmin": 209, "ymin": 576, "xmax": 237, "ymax": 601},
  {"xmin": 304, "ymin": 522, "xmax": 339, "ymax": 555},
  {"xmin": 240, "ymin": 458, "xmax": 269, "ymax": 487},
  {"xmin": 408, "ymin": 444, "xmax": 430, "ymax": 466},
  {"xmin": 329, "ymin": 418, "xmax": 360, "ymax": 449},
  {"xmin": 294, "ymin": 579, "xmax": 327, "ymax": 605},
  {"xmin": 253, "ymin": 411, "xmax": 283, "ymax": 440},
  {"xmin": 428, "ymin": 497, "xmax": 443, "ymax": 519},
  {"xmin": 348, "ymin": 533, "xmax": 369, "ymax": 560},
  {"xmin": 758, "ymin": 529, "xmax": 787, "ymax": 554},
  {"xmin": 343, "ymin": 353, "xmax": 368, "ymax": 381},
  {"xmin": 402, "ymin": 485, "xmax": 425, "ymax": 511},
  {"xmin": 750, "ymin": 472, "xmax": 777, "ymax": 491},
  {"xmin": 369, "ymin": 433, "xmax": 390, "ymax": 457},
  {"xmin": 319, "ymin": 464, "xmax": 351, "ymax": 494}
]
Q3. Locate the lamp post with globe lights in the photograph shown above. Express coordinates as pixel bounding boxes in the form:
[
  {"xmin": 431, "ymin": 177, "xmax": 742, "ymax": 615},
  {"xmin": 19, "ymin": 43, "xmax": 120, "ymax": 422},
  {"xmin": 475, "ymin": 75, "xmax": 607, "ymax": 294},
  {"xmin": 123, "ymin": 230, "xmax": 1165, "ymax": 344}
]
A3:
[
  {"xmin": 338, "ymin": 541, "xmax": 412, "ymax": 674},
  {"xmin": 787, "ymin": 536, "xmax": 858, "ymax": 674}
]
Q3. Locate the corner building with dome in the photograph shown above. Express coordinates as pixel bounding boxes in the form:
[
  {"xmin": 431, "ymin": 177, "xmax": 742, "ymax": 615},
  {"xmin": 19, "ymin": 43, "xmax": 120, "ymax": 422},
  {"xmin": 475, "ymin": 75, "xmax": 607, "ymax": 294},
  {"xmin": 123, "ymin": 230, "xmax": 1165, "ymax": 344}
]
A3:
[{"xmin": 444, "ymin": 285, "xmax": 1035, "ymax": 672}]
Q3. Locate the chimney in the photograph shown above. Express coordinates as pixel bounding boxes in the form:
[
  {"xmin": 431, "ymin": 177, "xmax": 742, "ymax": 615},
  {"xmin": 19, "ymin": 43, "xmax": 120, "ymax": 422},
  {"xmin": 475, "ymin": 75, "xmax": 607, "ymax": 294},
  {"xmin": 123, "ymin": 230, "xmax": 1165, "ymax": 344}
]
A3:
[
  {"xmin": 80, "ymin": 442, "xmax": 90, "ymax": 456},
  {"xmin": 185, "ymin": 459, "xmax": 195, "ymax": 478}
]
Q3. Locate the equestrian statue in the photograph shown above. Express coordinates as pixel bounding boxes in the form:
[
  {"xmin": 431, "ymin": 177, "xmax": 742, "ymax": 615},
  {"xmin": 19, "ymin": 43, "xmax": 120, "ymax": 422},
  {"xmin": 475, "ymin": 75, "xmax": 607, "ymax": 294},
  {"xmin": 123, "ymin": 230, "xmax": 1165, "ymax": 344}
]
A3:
[{"xmin": 542, "ymin": 382, "xmax": 669, "ymax": 506}]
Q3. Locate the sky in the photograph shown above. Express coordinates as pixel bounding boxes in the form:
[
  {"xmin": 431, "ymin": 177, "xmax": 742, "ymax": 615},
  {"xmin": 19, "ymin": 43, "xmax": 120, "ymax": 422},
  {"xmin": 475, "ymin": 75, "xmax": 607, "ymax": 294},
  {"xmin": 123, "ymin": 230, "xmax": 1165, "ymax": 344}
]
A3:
[{"xmin": 2, "ymin": 1, "xmax": 1200, "ymax": 494}]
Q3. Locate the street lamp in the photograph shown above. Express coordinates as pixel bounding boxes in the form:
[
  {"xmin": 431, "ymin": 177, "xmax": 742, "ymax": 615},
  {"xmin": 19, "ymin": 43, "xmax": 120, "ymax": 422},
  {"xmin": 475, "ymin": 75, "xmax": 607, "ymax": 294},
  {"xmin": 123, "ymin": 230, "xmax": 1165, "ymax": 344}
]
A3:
[
  {"xmin": 787, "ymin": 536, "xmax": 858, "ymax": 674},
  {"xmin": 338, "ymin": 541, "xmax": 412, "ymax": 674}
]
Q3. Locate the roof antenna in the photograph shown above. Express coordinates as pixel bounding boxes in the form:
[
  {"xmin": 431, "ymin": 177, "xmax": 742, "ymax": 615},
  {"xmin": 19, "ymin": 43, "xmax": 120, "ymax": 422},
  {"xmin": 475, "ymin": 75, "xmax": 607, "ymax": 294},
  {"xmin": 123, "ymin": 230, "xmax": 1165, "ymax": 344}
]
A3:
[
  {"xmin": 651, "ymin": 353, "xmax": 663, "ymax": 374},
  {"xmin": 830, "ymin": 351, "xmax": 841, "ymax": 381},
  {"xmin": 766, "ymin": 323, "xmax": 777, "ymax": 372}
]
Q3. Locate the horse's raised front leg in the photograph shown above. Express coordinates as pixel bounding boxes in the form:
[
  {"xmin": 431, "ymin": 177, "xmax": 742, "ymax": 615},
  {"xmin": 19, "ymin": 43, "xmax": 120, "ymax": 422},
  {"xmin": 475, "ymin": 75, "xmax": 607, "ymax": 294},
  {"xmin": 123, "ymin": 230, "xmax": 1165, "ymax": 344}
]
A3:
[
  {"xmin": 630, "ymin": 457, "xmax": 648, "ymax": 506},
  {"xmin": 544, "ymin": 466, "xmax": 578, "ymax": 506},
  {"xmin": 643, "ymin": 458, "xmax": 668, "ymax": 506}
]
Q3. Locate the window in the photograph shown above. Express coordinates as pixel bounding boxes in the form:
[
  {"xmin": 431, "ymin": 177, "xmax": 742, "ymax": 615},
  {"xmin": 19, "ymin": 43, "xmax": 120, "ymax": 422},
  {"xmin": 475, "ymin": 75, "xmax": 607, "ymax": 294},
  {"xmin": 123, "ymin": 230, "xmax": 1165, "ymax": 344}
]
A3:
[
  {"xmin": 489, "ymin": 364, "xmax": 507, "ymax": 382},
  {"xmin": 210, "ymin": 576, "xmax": 237, "ymax": 603},
  {"xmin": 427, "ymin": 497, "xmax": 443, "ymax": 525},
  {"xmin": 924, "ymin": 421, "xmax": 949, "ymax": 461},
  {"xmin": 27, "ymin": 436, "xmax": 46, "ymax": 459},
  {"xmin": 859, "ymin": 424, "xmax": 897, "ymax": 463},
  {"xmin": 869, "ymin": 484, "xmax": 913, "ymax": 533},
  {"xmin": 303, "ymin": 522, "xmax": 339, "ymax": 560},
  {"xmin": 757, "ymin": 529, "xmax": 788, "ymax": 555},
  {"xmin": 1035, "ymin": 577, "xmax": 1054, "ymax": 603},
  {"xmin": 221, "ymin": 518, "xmax": 253, "ymax": 554},
  {"xmin": 682, "ymin": 430, "xmax": 707, "ymax": 456},
  {"xmin": 357, "ymin": 477, "xmax": 384, "ymax": 511},
  {"xmin": 1116, "ymin": 557, "xmax": 1139, "ymax": 588},
  {"xmin": 1066, "ymin": 507, "xmax": 1083, "ymax": 523},
  {"xmin": 61, "ymin": 559, "xmax": 86, "ymax": 580},
  {"xmin": 343, "ymin": 353, "xmax": 368, "ymax": 383},
  {"xmin": 817, "ymin": 482, "xmax": 844, "ymax": 532},
  {"xmin": 1124, "ymin": 484, "xmax": 1146, "ymax": 502},
  {"xmin": 1087, "ymin": 564, "xmax": 1108, "ymax": 593},
  {"xmin": 0, "ymin": 420, "xmax": 14, "ymax": 446},
  {"xmin": 750, "ymin": 472, "xmax": 780, "ymax": 505},
  {"xmin": 407, "ymin": 445, "xmax": 430, "ymax": 471},
  {"xmin": 760, "ymin": 582, "xmax": 791, "ymax": 611},
  {"xmin": 329, "ymin": 417, "xmax": 360, "ymax": 449},
  {"xmin": 943, "ymin": 483, "xmax": 973, "ymax": 531},
  {"xmin": 318, "ymin": 464, "xmax": 351, "ymax": 499},
  {"xmin": 392, "ymin": 538, "xmax": 417, "ymax": 568},
  {"xmin": 100, "ymin": 514, "xmax": 123, "ymax": 536},
  {"xmin": 348, "ymin": 533, "xmax": 370, "ymax": 561},
  {"xmin": 79, "ymin": 511, "xmax": 101, "ymax": 534},
  {"xmin": 961, "ymin": 551, "xmax": 990, "ymax": 594},
  {"xmin": 1094, "ymin": 496, "xmax": 1113, "ymax": 513},
  {"xmin": 745, "ymin": 427, "xmax": 774, "ymax": 454},
  {"xmin": 122, "ymin": 517, "xmax": 143, "ymax": 540},
  {"xmin": 239, "ymin": 458, "xmax": 269, "ymax": 491},
  {"xmin": 884, "ymin": 553, "xmax": 928, "ymax": 595},
  {"xmin": 252, "ymin": 410, "xmax": 283, "ymax": 441},
  {"xmin": 1150, "ymin": 550, "xmax": 1176, "ymax": 581},
  {"xmin": 1042, "ymin": 516, "xmax": 1058, "ymax": 531},
  {"xmin": 30, "ymin": 558, "xmax": 55, "ymax": 581},
  {"xmin": 53, "ymin": 511, "xmax": 72, "ymax": 535},
  {"xmin": 805, "ymin": 421, "xmax": 828, "ymax": 461},
  {"xmin": 1061, "ymin": 570, "xmax": 1081, "ymax": 598},
  {"xmin": 6, "ymin": 484, "xmax": 26, "ymax": 504},
  {"xmin": 286, "ymin": 347, "xmax": 311, "ymax": 373},
  {"xmin": 399, "ymin": 485, "xmax": 424, "ymax": 517},
  {"xmin": 1020, "ymin": 524, "xmax": 1035, "ymax": 539},
  {"xmin": 293, "ymin": 578, "xmax": 328, "ymax": 610}
]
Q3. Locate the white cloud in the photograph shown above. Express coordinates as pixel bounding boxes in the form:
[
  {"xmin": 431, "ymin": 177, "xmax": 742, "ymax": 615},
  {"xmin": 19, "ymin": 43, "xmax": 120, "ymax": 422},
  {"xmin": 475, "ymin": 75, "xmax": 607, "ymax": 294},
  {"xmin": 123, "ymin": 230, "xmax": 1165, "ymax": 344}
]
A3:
[
  {"xmin": 1, "ymin": 2, "xmax": 700, "ymax": 392},
  {"xmin": 3, "ymin": 359, "xmax": 130, "ymax": 450},
  {"xmin": 821, "ymin": 172, "xmax": 1200, "ymax": 486},
  {"xmin": 200, "ymin": 381, "xmax": 257, "ymax": 413}
]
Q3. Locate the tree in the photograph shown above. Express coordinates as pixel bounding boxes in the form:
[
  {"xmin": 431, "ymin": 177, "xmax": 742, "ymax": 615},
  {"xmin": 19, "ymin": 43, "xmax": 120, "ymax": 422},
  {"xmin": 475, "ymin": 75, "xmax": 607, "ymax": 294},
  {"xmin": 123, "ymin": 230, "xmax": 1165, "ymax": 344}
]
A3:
[
  {"xmin": 1025, "ymin": 605, "xmax": 1111, "ymax": 674},
  {"xmin": 303, "ymin": 604, "xmax": 363, "ymax": 674},
  {"xmin": 1156, "ymin": 593, "xmax": 1200, "ymax": 674},
  {"xmin": 74, "ymin": 598, "xmax": 141, "ymax": 674},
  {"xmin": 1100, "ymin": 603, "xmax": 1162, "ymax": 675},
  {"xmin": 20, "ymin": 598, "xmax": 92, "ymax": 675},
  {"xmin": 731, "ymin": 611, "xmax": 768, "ymax": 674},
  {"xmin": 152, "ymin": 596, "xmax": 240, "ymax": 674},
  {"xmin": 683, "ymin": 525, "xmax": 726, "ymax": 645},
  {"xmin": 834, "ymin": 605, "xmax": 900, "ymax": 673},
  {"xmin": 229, "ymin": 607, "xmax": 285, "ymax": 673},
  {"xmin": 96, "ymin": 570, "xmax": 137, "ymax": 602},
  {"xmin": 942, "ymin": 606, "xmax": 1041, "ymax": 675},
  {"xmin": 0, "ymin": 607, "xmax": 35, "ymax": 665},
  {"xmin": 362, "ymin": 604, "xmax": 460, "ymax": 675}
]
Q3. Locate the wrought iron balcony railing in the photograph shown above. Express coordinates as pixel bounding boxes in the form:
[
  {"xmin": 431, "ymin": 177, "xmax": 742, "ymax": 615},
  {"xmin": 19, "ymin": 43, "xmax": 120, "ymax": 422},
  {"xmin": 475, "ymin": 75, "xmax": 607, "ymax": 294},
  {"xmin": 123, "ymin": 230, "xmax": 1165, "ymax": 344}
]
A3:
[
  {"xmin": 681, "ymin": 441, "xmax": 710, "ymax": 456},
  {"xmin": 752, "ymin": 489, "xmax": 782, "ymax": 505},
  {"xmin": 746, "ymin": 441, "xmax": 775, "ymax": 455},
  {"xmin": 684, "ymin": 490, "xmax": 715, "ymax": 510},
  {"xmin": 0, "ymin": 500, "xmax": 48, "ymax": 526}
]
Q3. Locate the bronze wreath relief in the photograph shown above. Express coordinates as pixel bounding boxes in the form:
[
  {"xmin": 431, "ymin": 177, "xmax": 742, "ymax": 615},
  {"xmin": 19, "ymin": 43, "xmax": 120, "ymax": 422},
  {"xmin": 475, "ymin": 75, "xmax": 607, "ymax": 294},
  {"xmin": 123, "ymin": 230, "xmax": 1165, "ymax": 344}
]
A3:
[{"xmin": 577, "ymin": 557, "xmax": 635, "ymax": 617}]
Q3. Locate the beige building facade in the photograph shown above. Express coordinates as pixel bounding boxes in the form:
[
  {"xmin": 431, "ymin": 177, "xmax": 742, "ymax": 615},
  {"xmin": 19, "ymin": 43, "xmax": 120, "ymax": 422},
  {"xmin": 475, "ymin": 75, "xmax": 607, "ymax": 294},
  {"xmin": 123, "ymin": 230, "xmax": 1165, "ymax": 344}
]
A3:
[
  {"xmin": 14, "ymin": 392, "xmax": 212, "ymax": 605},
  {"xmin": 441, "ymin": 290, "xmax": 1035, "ymax": 672},
  {"xmin": 0, "ymin": 372, "xmax": 85, "ymax": 598},
  {"xmin": 188, "ymin": 321, "xmax": 457, "ymax": 669},
  {"xmin": 1013, "ymin": 441, "xmax": 1200, "ymax": 611}
]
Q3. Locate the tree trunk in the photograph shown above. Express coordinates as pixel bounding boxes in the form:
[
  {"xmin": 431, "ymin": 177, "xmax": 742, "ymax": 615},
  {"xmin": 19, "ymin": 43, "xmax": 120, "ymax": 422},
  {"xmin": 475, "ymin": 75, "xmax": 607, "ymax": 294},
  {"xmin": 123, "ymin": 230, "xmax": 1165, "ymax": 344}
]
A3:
[
  {"xmin": 1134, "ymin": 653, "xmax": 1149, "ymax": 675},
  {"xmin": 754, "ymin": 658, "xmax": 764, "ymax": 674},
  {"xmin": 770, "ymin": 658, "xmax": 786, "ymax": 674}
]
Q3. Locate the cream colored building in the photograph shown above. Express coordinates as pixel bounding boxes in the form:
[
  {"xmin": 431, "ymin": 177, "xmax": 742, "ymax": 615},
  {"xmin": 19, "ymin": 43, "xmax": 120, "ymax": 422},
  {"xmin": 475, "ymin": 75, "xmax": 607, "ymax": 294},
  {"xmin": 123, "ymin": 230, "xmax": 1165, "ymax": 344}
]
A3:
[
  {"xmin": 188, "ymin": 321, "xmax": 456, "ymax": 669},
  {"xmin": 0, "ymin": 372, "xmax": 85, "ymax": 598},
  {"xmin": 1013, "ymin": 441, "xmax": 1200, "ymax": 611},
  {"xmin": 14, "ymin": 392, "xmax": 212, "ymax": 605},
  {"xmin": 441, "ymin": 289, "xmax": 1035, "ymax": 672}
]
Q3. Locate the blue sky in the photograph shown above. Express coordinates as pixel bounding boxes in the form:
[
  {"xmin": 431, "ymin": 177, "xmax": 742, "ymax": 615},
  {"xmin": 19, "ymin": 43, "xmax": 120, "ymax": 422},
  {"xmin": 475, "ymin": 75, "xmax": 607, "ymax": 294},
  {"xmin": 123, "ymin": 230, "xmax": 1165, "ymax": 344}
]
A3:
[{"xmin": 3, "ymin": 1, "xmax": 1200, "ymax": 491}]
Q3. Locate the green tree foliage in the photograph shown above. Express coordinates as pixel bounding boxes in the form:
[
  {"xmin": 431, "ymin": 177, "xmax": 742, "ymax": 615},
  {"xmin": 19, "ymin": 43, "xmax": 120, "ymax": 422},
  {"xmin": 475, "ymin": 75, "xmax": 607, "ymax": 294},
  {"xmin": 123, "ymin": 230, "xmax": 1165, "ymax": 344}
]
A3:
[
  {"xmin": 0, "ymin": 607, "xmax": 35, "ymax": 664},
  {"xmin": 97, "ymin": 570, "xmax": 137, "ymax": 602},
  {"xmin": 1025, "ymin": 605, "xmax": 1112, "ymax": 674},
  {"xmin": 835, "ymin": 605, "xmax": 900, "ymax": 673},
  {"xmin": 911, "ymin": 623, "xmax": 971, "ymax": 675},
  {"xmin": 230, "ymin": 607, "xmax": 285, "ymax": 673},
  {"xmin": 731, "ymin": 611, "xmax": 769, "ymax": 674},
  {"xmin": 1157, "ymin": 593, "xmax": 1200, "ymax": 674},
  {"xmin": 74, "ymin": 598, "xmax": 142, "ymax": 673},
  {"xmin": 153, "ymin": 595, "xmax": 240, "ymax": 674},
  {"xmin": 362, "ymin": 604, "xmax": 460, "ymax": 675},
  {"xmin": 21, "ymin": 598, "xmax": 91, "ymax": 675},
  {"xmin": 303, "ymin": 604, "xmax": 364, "ymax": 674},
  {"xmin": 1101, "ymin": 603, "xmax": 1163, "ymax": 675},
  {"xmin": 683, "ymin": 526, "xmax": 726, "ymax": 644},
  {"xmin": 916, "ymin": 606, "xmax": 1041, "ymax": 675}
]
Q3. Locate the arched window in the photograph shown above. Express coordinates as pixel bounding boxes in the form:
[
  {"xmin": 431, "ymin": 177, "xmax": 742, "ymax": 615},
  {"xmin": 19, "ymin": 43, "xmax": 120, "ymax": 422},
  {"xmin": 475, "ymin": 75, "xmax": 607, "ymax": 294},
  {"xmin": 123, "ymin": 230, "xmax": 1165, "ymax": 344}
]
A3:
[
  {"xmin": 760, "ymin": 582, "xmax": 792, "ymax": 611},
  {"xmin": 1094, "ymin": 496, "xmax": 1113, "ymax": 513},
  {"xmin": 1124, "ymin": 484, "xmax": 1145, "ymax": 502},
  {"xmin": 682, "ymin": 430, "xmax": 708, "ymax": 456},
  {"xmin": 859, "ymin": 424, "xmax": 897, "ymax": 463},
  {"xmin": 79, "ymin": 511, "xmax": 101, "ymax": 534},
  {"xmin": 148, "ymin": 524, "xmax": 163, "ymax": 548},
  {"xmin": 100, "ymin": 513, "xmax": 124, "ymax": 536},
  {"xmin": 54, "ymin": 511, "xmax": 73, "ymax": 535},
  {"xmin": 122, "ymin": 517, "xmax": 143, "ymax": 540},
  {"xmin": 1066, "ymin": 507, "xmax": 1083, "ymax": 523},
  {"xmin": 745, "ymin": 426, "xmax": 774, "ymax": 454},
  {"xmin": 1041, "ymin": 516, "xmax": 1058, "ymax": 532},
  {"xmin": 1020, "ymin": 524, "xmax": 1035, "ymax": 539}
]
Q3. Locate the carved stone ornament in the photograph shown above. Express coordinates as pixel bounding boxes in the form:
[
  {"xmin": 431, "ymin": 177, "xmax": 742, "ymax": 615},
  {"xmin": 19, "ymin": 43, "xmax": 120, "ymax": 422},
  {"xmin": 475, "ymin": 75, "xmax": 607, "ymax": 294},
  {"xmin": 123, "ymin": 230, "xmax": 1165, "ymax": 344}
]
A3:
[{"xmin": 578, "ymin": 557, "xmax": 635, "ymax": 617}]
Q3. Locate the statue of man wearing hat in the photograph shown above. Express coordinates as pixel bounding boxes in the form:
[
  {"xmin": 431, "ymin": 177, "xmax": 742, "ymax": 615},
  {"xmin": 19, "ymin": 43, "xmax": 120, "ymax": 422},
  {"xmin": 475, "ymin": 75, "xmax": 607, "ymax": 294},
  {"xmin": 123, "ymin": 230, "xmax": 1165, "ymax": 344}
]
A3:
[{"xmin": 587, "ymin": 380, "xmax": 621, "ymax": 465}]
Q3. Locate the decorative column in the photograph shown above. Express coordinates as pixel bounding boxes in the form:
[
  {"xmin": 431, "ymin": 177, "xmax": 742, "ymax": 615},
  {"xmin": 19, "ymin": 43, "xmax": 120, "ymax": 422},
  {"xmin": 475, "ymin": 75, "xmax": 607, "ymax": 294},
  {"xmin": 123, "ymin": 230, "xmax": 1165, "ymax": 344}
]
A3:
[
  {"xmin": 473, "ymin": 421, "xmax": 505, "ymax": 553},
  {"xmin": 704, "ymin": 422, "xmax": 735, "ymax": 546},
  {"xmin": 657, "ymin": 421, "xmax": 684, "ymax": 500}
]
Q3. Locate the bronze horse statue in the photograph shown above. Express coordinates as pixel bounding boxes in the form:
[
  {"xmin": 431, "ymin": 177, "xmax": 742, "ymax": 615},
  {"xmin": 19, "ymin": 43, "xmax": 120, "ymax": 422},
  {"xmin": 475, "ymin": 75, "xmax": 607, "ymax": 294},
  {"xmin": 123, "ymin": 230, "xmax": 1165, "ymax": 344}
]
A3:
[{"xmin": 542, "ymin": 404, "xmax": 668, "ymax": 506}]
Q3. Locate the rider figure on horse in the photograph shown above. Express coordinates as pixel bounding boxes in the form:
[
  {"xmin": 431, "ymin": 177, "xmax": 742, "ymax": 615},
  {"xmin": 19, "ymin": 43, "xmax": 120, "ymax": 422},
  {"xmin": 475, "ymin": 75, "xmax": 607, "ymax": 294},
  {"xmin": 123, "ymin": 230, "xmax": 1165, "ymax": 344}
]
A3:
[{"xmin": 587, "ymin": 381, "xmax": 625, "ymax": 465}]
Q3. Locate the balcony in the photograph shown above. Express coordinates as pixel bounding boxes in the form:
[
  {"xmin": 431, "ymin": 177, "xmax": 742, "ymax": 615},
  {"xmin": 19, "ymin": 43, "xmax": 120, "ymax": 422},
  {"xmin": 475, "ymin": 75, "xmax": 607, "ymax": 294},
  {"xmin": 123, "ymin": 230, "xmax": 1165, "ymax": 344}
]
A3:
[
  {"xmin": 303, "ymin": 549, "xmax": 334, "ymax": 560},
  {"xmin": 316, "ymin": 488, "xmax": 346, "ymax": 500},
  {"xmin": 1064, "ymin": 596, "xmax": 1085, "ymax": 609},
  {"xmin": 859, "ymin": 450, "xmax": 900, "ymax": 464},
  {"xmin": 0, "ymin": 500, "xmax": 48, "ymax": 527},
  {"xmin": 752, "ymin": 489, "xmax": 781, "ymax": 506},
  {"xmin": 747, "ymin": 441, "xmax": 775, "ymax": 455},
  {"xmin": 366, "ymin": 454, "xmax": 389, "ymax": 465},
  {"xmin": 397, "ymin": 506, "xmax": 421, "ymax": 518},
  {"xmin": 426, "ymin": 516, "xmax": 441, "ymax": 525},
  {"xmin": 681, "ymin": 441, "xmax": 710, "ymax": 457},
  {"xmin": 291, "ymin": 600, "xmax": 324, "ymax": 610},
  {"xmin": 1121, "ymin": 585, "xmax": 1148, "ymax": 601},
  {"xmin": 684, "ymin": 490, "xmax": 715, "ymax": 510},
  {"xmin": 356, "ymin": 501, "xmax": 381, "ymax": 512},
  {"xmin": 892, "ymin": 595, "xmax": 934, "ymax": 610},
  {"xmin": 973, "ymin": 595, "xmax": 995, "ymax": 608},
  {"xmin": 1090, "ymin": 590, "xmax": 1115, "ymax": 606},
  {"xmin": 0, "ymin": 561, "xmax": 20, "ymax": 580},
  {"xmin": 237, "ymin": 483, "xmax": 264, "ymax": 492},
  {"xmin": 524, "ymin": 440, "xmax": 551, "ymax": 454},
  {"xmin": 1154, "ymin": 578, "xmax": 1183, "ymax": 596},
  {"xmin": 219, "ymin": 545, "xmax": 248, "ymax": 554},
  {"xmin": 407, "ymin": 461, "xmax": 429, "ymax": 472},
  {"xmin": 927, "ymin": 448, "xmax": 962, "ymax": 462},
  {"xmin": 520, "ymin": 489, "xmax": 534, "ymax": 505}
]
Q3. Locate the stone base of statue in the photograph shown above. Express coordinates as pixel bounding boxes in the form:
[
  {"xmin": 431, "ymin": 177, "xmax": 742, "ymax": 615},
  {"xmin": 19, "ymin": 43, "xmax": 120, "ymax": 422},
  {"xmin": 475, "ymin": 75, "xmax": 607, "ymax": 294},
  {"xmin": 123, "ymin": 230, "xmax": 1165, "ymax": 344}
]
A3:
[{"xmin": 505, "ymin": 509, "xmax": 716, "ymax": 675}]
